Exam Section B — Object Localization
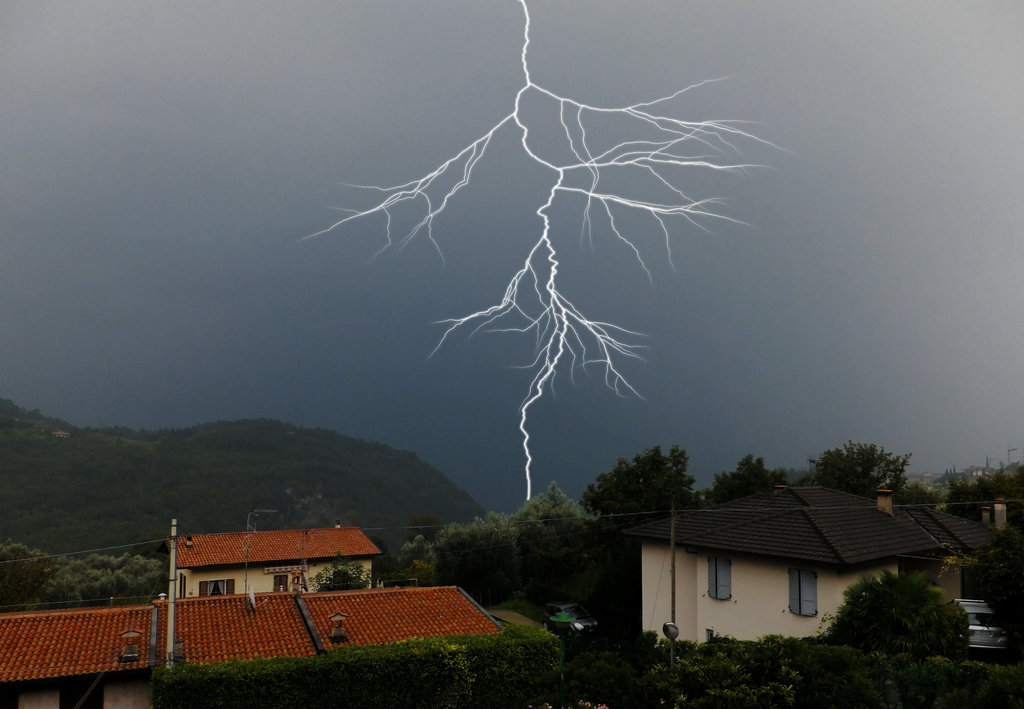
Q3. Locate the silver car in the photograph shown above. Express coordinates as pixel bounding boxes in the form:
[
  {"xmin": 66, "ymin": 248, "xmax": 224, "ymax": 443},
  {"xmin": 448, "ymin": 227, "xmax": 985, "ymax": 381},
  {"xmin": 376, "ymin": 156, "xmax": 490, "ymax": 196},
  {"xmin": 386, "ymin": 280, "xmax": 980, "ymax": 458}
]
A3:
[{"xmin": 953, "ymin": 599, "xmax": 1008, "ymax": 650}]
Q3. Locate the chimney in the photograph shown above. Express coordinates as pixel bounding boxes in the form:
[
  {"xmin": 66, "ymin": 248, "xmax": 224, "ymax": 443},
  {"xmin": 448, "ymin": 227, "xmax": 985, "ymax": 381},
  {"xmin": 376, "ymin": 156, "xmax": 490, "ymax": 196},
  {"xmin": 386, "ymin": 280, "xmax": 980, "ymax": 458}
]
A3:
[
  {"xmin": 118, "ymin": 629, "xmax": 142, "ymax": 663},
  {"xmin": 185, "ymin": 534, "xmax": 193, "ymax": 548},
  {"xmin": 876, "ymin": 489, "xmax": 894, "ymax": 516},
  {"xmin": 981, "ymin": 506, "xmax": 991, "ymax": 527},
  {"xmin": 334, "ymin": 520, "xmax": 341, "ymax": 529},
  {"xmin": 773, "ymin": 484, "xmax": 787, "ymax": 494},
  {"xmin": 994, "ymin": 498, "xmax": 1007, "ymax": 529},
  {"xmin": 330, "ymin": 613, "xmax": 349, "ymax": 643}
]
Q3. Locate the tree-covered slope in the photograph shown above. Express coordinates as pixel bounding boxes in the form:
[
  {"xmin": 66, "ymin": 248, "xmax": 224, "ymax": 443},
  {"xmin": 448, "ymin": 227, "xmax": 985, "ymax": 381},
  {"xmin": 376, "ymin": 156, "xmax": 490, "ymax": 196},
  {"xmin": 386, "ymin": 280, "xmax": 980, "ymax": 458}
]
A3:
[{"xmin": 0, "ymin": 399, "xmax": 483, "ymax": 553}]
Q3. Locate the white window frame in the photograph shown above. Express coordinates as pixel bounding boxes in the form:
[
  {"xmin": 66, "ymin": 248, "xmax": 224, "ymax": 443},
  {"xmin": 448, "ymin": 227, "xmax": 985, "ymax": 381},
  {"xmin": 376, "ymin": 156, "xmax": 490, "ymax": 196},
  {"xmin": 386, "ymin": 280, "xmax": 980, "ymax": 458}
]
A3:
[
  {"xmin": 707, "ymin": 556, "xmax": 732, "ymax": 600},
  {"xmin": 788, "ymin": 568, "xmax": 817, "ymax": 616}
]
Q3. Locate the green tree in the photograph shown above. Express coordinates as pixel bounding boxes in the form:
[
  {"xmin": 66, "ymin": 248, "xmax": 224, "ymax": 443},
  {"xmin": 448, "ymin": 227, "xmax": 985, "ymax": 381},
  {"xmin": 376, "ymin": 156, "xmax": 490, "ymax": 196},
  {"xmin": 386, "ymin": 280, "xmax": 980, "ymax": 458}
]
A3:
[
  {"xmin": 707, "ymin": 454, "xmax": 789, "ymax": 504},
  {"xmin": 45, "ymin": 553, "xmax": 165, "ymax": 606},
  {"xmin": 946, "ymin": 469, "xmax": 1024, "ymax": 529},
  {"xmin": 962, "ymin": 526, "xmax": 1024, "ymax": 645},
  {"xmin": 0, "ymin": 540, "xmax": 59, "ymax": 610},
  {"xmin": 823, "ymin": 570, "xmax": 968, "ymax": 660},
  {"xmin": 581, "ymin": 445, "xmax": 696, "ymax": 520},
  {"xmin": 513, "ymin": 482, "xmax": 591, "ymax": 604},
  {"xmin": 432, "ymin": 513, "xmax": 521, "ymax": 604},
  {"xmin": 581, "ymin": 446, "xmax": 699, "ymax": 639},
  {"xmin": 894, "ymin": 481, "xmax": 944, "ymax": 507},
  {"xmin": 810, "ymin": 441, "xmax": 910, "ymax": 497},
  {"xmin": 310, "ymin": 555, "xmax": 372, "ymax": 591}
]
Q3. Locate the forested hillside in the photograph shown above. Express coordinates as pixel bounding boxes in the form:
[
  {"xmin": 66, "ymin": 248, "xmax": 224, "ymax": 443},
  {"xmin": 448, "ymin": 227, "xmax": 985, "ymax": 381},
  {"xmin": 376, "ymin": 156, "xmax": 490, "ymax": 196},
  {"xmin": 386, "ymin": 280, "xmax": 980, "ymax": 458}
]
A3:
[{"xmin": 0, "ymin": 399, "xmax": 483, "ymax": 552}]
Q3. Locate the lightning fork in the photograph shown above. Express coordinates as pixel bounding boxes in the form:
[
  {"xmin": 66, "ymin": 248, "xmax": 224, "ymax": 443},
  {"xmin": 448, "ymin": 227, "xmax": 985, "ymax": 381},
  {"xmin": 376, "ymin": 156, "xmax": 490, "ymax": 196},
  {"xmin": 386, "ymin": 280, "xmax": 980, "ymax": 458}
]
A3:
[{"xmin": 310, "ymin": 0, "xmax": 773, "ymax": 499}]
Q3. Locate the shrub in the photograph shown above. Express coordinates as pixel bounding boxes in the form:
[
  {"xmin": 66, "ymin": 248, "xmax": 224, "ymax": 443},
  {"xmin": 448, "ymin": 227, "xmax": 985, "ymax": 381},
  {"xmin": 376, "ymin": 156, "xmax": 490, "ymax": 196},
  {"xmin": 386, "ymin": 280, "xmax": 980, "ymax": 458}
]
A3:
[
  {"xmin": 152, "ymin": 626, "xmax": 556, "ymax": 709},
  {"xmin": 823, "ymin": 571, "xmax": 968, "ymax": 660}
]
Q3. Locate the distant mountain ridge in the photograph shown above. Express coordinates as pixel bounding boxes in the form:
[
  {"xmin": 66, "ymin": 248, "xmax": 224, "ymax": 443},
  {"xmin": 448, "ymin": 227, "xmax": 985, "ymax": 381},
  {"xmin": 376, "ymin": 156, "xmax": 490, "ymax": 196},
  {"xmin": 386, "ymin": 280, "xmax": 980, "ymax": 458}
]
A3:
[{"xmin": 0, "ymin": 398, "xmax": 483, "ymax": 553}]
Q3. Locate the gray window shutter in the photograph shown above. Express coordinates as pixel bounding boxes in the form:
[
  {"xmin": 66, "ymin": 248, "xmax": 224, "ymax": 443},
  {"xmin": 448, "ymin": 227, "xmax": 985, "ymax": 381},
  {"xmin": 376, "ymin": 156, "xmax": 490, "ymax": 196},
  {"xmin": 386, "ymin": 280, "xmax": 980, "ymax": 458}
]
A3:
[
  {"xmin": 800, "ymin": 571, "xmax": 817, "ymax": 616},
  {"xmin": 788, "ymin": 568, "xmax": 799, "ymax": 613},
  {"xmin": 720, "ymin": 559, "xmax": 731, "ymax": 599},
  {"xmin": 707, "ymin": 557, "xmax": 716, "ymax": 597}
]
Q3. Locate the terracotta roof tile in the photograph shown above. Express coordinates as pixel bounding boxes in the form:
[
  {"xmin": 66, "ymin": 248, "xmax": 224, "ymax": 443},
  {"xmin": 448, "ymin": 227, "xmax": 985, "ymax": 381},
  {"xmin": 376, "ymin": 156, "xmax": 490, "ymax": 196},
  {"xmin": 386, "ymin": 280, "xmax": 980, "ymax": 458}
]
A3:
[
  {"xmin": 172, "ymin": 594, "xmax": 316, "ymax": 663},
  {"xmin": 0, "ymin": 605, "xmax": 155, "ymax": 682},
  {"xmin": 175, "ymin": 527, "xmax": 380, "ymax": 569},
  {"xmin": 0, "ymin": 587, "xmax": 499, "ymax": 683},
  {"xmin": 303, "ymin": 586, "xmax": 501, "ymax": 647}
]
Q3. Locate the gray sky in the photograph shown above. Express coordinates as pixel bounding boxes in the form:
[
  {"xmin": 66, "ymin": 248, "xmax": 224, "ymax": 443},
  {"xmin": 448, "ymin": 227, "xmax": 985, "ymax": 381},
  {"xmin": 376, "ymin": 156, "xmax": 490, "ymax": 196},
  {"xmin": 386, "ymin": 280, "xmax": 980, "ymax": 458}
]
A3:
[{"xmin": 3, "ymin": 1, "xmax": 1023, "ymax": 511}]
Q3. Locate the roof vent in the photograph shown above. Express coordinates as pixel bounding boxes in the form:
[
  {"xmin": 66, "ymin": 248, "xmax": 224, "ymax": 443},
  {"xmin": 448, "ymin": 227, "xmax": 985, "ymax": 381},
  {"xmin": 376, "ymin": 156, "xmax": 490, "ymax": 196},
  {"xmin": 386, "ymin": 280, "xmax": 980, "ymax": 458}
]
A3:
[
  {"xmin": 185, "ymin": 534, "xmax": 193, "ymax": 548},
  {"xmin": 119, "ymin": 628, "xmax": 142, "ymax": 663},
  {"xmin": 330, "ymin": 613, "xmax": 348, "ymax": 643}
]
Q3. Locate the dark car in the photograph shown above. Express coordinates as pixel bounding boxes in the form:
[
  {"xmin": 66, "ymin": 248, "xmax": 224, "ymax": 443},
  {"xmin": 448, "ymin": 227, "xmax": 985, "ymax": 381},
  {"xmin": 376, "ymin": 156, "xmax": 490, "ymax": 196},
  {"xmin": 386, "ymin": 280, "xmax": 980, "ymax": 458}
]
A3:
[
  {"xmin": 543, "ymin": 601, "xmax": 598, "ymax": 634},
  {"xmin": 953, "ymin": 599, "xmax": 1008, "ymax": 650}
]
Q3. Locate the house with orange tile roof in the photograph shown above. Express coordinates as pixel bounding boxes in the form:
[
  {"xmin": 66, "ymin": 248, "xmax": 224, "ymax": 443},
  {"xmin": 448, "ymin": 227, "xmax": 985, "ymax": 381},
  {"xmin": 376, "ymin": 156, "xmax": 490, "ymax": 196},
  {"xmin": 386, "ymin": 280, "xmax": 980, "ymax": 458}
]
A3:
[
  {"xmin": 170, "ymin": 525, "xmax": 380, "ymax": 599},
  {"xmin": 0, "ymin": 586, "xmax": 500, "ymax": 709}
]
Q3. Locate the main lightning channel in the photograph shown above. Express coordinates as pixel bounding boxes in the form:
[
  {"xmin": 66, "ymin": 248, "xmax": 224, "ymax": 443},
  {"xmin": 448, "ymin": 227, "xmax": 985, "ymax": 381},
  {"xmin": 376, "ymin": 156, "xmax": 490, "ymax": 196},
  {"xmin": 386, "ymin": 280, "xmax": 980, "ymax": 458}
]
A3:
[{"xmin": 311, "ymin": 0, "xmax": 774, "ymax": 499}]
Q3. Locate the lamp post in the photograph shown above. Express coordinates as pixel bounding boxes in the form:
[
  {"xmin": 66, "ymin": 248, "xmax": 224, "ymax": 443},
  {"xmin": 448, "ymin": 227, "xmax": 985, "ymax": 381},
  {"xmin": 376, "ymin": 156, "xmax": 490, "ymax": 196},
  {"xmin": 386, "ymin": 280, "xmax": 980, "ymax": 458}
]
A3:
[
  {"xmin": 663, "ymin": 621, "xmax": 679, "ymax": 664},
  {"xmin": 548, "ymin": 610, "xmax": 576, "ymax": 709}
]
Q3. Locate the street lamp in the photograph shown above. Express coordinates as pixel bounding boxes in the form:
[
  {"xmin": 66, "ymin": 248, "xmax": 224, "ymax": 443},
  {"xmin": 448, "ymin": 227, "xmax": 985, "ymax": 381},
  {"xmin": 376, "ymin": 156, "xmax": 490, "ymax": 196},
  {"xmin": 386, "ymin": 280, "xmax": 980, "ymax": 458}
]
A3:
[
  {"xmin": 548, "ymin": 610, "xmax": 576, "ymax": 709},
  {"xmin": 663, "ymin": 621, "xmax": 679, "ymax": 664}
]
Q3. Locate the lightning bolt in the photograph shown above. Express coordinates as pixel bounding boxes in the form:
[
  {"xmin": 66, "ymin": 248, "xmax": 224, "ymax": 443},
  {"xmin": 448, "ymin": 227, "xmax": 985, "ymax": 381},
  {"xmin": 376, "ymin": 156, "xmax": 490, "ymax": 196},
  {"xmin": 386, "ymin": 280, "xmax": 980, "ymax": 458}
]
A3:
[{"xmin": 307, "ymin": 1, "xmax": 774, "ymax": 499}]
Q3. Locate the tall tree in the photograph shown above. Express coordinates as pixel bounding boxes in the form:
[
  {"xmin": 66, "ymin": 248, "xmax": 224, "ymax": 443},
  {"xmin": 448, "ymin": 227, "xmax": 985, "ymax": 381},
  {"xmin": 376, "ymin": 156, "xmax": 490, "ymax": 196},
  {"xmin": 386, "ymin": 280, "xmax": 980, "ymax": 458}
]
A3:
[
  {"xmin": 581, "ymin": 446, "xmax": 699, "ymax": 639},
  {"xmin": 810, "ymin": 441, "xmax": 910, "ymax": 497},
  {"xmin": 432, "ymin": 513, "xmax": 521, "ymax": 605},
  {"xmin": 707, "ymin": 454, "xmax": 788, "ymax": 504},
  {"xmin": 0, "ymin": 541, "xmax": 58, "ymax": 610},
  {"xmin": 946, "ymin": 469, "xmax": 1024, "ymax": 529},
  {"xmin": 581, "ymin": 445, "xmax": 696, "ymax": 521},
  {"xmin": 513, "ymin": 482, "xmax": 591, "ymax": 604},
  {"xmin": 962, "ymin": 526, "xmax": 1024, "ymax": 645}
]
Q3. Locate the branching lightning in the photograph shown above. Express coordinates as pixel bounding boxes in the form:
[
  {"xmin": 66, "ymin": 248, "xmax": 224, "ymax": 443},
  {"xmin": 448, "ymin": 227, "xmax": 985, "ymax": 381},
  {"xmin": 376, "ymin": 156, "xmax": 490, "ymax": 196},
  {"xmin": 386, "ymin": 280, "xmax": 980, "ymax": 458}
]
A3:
[{"xmin": 307, "ymin": 0, "xmax": 774, "ymax": 499}]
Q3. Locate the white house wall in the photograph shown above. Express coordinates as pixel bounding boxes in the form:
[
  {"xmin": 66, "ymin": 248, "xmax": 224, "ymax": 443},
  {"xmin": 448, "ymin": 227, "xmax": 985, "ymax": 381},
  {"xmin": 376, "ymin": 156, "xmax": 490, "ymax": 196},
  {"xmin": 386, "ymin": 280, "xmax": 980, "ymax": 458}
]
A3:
[
  {"xmin": 640, "ymin": 541, "xmax": 899, "ymax": 642},
  {"xmin": 178, "ymin": 558, "xmax": 372, "ymax": 598}
]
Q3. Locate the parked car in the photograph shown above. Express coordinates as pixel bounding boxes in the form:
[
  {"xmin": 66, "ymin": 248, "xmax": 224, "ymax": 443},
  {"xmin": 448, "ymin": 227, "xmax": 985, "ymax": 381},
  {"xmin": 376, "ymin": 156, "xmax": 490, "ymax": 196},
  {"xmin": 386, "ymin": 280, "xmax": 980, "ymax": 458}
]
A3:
[
  {"xmin": 953, "ymin": 599, "xmax": 1008, "ymax": 650},
  {"xmin": 543, "ymin": 601, "xmax": 598, "ymax": 635}
]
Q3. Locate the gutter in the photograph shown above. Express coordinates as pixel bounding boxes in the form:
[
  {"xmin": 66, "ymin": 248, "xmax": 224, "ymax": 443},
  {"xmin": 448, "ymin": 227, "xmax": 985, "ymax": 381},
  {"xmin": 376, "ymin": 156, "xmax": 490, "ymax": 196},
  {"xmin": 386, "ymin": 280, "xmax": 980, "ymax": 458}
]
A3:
[{"xmin": 294, "ymin": 594, "xmax": 326, "ymax": 654}]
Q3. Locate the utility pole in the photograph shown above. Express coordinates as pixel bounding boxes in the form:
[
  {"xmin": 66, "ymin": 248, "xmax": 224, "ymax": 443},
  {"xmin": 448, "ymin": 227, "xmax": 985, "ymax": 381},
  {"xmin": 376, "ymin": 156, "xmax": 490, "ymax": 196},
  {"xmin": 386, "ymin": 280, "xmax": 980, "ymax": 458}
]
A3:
[
  {"xmin": 166, "ymin": 519, "xmax": 178, "ymax": 668},
  {"xmin": 669, "ymin": 494, "xmax": 676, "ymax": 664}
]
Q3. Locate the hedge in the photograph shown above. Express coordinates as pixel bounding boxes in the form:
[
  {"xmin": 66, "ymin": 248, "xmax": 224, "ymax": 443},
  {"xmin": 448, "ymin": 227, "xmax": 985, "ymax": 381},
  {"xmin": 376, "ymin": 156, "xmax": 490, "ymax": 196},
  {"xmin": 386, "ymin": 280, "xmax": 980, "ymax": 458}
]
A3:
[{"xmin": 152, "ymin": 625, "xmax": 557, "ymax": 709}]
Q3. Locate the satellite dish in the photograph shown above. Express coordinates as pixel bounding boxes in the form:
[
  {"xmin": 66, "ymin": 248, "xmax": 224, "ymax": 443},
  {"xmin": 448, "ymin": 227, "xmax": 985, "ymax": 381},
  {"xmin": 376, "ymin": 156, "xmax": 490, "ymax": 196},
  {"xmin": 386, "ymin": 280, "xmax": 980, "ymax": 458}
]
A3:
[
  {"xmin": 662, "ymin": 622, "xmax": 679, "ymax": 640},
  {"xmin": 248, "ymin": 585, "xmax": 257, "ymax": 610}
]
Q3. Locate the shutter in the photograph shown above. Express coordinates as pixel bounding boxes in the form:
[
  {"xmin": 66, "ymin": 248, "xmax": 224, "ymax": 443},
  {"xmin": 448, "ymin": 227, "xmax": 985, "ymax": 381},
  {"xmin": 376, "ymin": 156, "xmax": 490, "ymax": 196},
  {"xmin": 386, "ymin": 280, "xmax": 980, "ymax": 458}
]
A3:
[
  {"xmin": 800, "ymin": 571, "xmax": 817, "ymax": 616},
  {"xmin": 199, "ymin": 581, "xmax": 209, "ymax": 596},
  {"xmin": 226, "ymin": 579, "xmax": 235, "ymax": 594},
  {"xmin": 720, "ymin": 559, "xmax": 731, "ymax": 599},
  {"xmin": 788, "ymin": 569, "xmax": 799, "ymax": 613},
  {"xmin": 707, "ymin": 557, "xmax": 716, "ymax": 597}
]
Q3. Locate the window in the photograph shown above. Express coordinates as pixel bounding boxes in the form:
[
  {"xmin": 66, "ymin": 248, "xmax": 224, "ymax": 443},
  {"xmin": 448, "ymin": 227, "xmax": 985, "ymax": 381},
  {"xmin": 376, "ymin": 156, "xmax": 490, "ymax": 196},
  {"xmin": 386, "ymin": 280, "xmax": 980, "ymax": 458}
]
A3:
[
  {"xmin": 198, "ymin": 579, "xmax": 235, "ymax": 596},
  {"xmin": 273, "ymin": 574, "xmax": 289, "ymax": 591},
  {"xmin": 707, "ymin": 557, "xmax": 731, "ymax": 599},
  {"xmin": 788, "ymin": 568, "xmax": 817, "ymax": 616}
]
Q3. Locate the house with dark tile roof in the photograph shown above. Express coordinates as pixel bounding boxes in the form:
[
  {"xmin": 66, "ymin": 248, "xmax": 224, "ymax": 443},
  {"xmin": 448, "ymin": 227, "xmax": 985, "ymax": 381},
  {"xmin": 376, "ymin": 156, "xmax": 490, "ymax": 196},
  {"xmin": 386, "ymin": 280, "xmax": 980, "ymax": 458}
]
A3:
[
  {"xmin": 627, "ymin": 486, "xmax": 993, "ymax": 642},
  {"xmin": 0, "ymin": 586, "xmax": 500, "ymax": 709},
  {"xmin": 170, "ymin": 525, "xmax": 380, "ymax": 599}
]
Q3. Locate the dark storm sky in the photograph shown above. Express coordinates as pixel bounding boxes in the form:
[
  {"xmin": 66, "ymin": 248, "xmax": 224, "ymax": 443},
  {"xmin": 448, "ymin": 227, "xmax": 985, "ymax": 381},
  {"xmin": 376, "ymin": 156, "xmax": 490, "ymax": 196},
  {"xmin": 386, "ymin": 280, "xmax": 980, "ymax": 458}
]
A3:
[{"xmin": 3, "ymin": 1, "xmax": 1023, "ymax": 512}]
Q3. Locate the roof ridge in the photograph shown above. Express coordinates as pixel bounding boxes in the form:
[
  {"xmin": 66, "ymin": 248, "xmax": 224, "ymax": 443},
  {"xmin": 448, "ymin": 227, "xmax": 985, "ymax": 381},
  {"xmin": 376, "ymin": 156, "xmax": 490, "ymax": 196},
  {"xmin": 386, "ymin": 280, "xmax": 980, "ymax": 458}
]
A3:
[{"xmin": 803, "ymin": 507, "xmax": 845, "ymax": 564}]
